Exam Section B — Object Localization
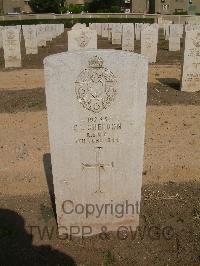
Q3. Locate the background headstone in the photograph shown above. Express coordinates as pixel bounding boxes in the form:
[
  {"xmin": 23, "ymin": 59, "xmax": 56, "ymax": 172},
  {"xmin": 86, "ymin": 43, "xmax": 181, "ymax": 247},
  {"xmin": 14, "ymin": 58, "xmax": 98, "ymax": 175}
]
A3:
[
  {"xmin": 101, "ymin": 23, "xmax": 109, "ymax": 39},
  {"xmin": 122, "ymin": 24, "xmax": 135, "ymax": 52},
  {"xmin": 135, "ymin": 23, "xmax": 145, "ymax": 41},
  {"xmin": 141, "ymin": 24, "xmax": 159, "ymax": 63},
  {"xmin": 2, "ymin": 27, "xmax": 21, "ymax": 68},
  {"xmin": 112, "ymin": 24, "xmax": 122, "ymax": 45},
  {"xmin": 22, "ymin": 25, "xmax": 38, "ymax": 55},
  {"xmin": 72, "ymin": 23, "xmax": 86, "ymax": 30},
  {"xmin": 96, "ymin": 24, "xmax": 102, "ymax": 36},
  {"xmin": 68, "ymin": 28, "xmax": 97, "ymax": 52},
  {"xmin": 169, "ymin": 24, "xmax": 183, "ymax": 52},
  {"xmin": 0, "ymin": 26, "xmax": 3, "ymax": 49},
  {"xmin": 36, "ymin": 24, "xmax": 46, "ymax": 47},
  {"xmin": 181, "ymin": 29, "xmax": 200, "ymax": 92}
]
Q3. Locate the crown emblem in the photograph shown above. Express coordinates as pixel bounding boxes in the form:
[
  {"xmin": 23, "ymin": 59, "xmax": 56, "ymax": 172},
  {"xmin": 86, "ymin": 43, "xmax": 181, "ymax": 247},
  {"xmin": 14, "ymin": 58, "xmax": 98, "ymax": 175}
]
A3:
[{"xmin": 88, "ymin": 56, "xmax": 104, "ymax": 68}]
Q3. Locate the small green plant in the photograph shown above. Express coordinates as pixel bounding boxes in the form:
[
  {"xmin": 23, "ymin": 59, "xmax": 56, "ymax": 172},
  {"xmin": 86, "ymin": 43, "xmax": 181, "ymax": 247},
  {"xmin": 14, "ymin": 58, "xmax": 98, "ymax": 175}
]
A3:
[
  {"xmin": 103, "ymin": 250, "xmax": 115, "ymax": 266},
  {"xmin": 27, "ymin": 100, "xmax": 40, "ymax": 108},
  {"xmin": 40, "ymin": 204, "xmax": 54, "ymax": 223}
]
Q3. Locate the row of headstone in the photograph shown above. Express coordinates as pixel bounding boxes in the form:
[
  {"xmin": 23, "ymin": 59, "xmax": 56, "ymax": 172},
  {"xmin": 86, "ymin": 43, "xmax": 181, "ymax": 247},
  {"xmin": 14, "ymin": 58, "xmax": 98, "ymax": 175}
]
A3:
[
  {"xmin": 1, "ymin": 21, "xmax": 200, "ymax": 93},
  {"xmin": 90, "ymin": 23, "xmax": 159, "ymax": 63},
  {"xmin": 157, "ymin": 20, "xmax": 184, "ymax": 52},
  {"xmin": 157, "ymin": 21, "xmax": 200, "ymax": 91},
  {"xmin": 157, "ymin": 20, "xmax": 200, "ymax": 91},
  {"xmin": 91, "ymin": 21, "xmax": 192, "ymax": 63},
  {"xmin": 77, "ymin": 22, "xmax": 200, "ymax": 92},
  {"xmin": 91, "ymin": 22, "xmax": 145, "ymax": 43},
  {"xmin": 135, "ymin": 23, "xmax": 147, "ymax": 41},
  {"xmin": 23, "ymin": 24, "xmax": 64, "ymax": 54},
  {"xmin": 89, "ymin": 22, "xmax": 197, "ymax": 59},
  {"xmin": 0, "ymin": 24, "xmax": 64, "ymax": 68},
  {"xmin": 158, "ymin": 17, "xmax": 172, "ymax": 41}
]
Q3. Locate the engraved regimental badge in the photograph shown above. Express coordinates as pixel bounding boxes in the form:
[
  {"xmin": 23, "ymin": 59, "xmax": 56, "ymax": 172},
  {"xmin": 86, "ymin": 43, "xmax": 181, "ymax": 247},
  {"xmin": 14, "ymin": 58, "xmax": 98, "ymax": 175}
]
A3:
[
  {"xmin": 75, "ymin": 56, "xmax": 117, "ymax": 113},
  {"xmin": 75, "ymin": 31, "xmax": 91, "ymax": 48}
]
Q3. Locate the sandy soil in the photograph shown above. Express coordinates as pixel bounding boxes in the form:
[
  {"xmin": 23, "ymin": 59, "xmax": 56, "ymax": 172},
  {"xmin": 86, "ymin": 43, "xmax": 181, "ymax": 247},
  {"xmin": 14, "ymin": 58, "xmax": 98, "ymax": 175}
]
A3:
[
  {"xmin": 0, "ymin": 69, "xmax": 44, "ymax": 90},
  {"xmin": 0, "ymin": 29, "xmax": 199, "ymax": 266},
  {"xmin": 0, "ymin": 105, "xmax": 199, "ymax": 197},
  {"xmin": 0, "ymin": 64, "xmax": 181, "ymax": 91}
]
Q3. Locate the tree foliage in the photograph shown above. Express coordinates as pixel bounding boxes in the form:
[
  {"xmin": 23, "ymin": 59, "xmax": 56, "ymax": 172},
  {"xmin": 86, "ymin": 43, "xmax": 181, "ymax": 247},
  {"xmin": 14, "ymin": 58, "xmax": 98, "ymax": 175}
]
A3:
[
  {"xmin": 29, "ymin": 0, "xmax": 65, "ymax": 13},
  {"xmin": 29, "ymin": 0, "xmax": 123, "ymax": 14},
  {"xmin": 87, "ymin": 0, "xmax": 123, "ymax": 13}
]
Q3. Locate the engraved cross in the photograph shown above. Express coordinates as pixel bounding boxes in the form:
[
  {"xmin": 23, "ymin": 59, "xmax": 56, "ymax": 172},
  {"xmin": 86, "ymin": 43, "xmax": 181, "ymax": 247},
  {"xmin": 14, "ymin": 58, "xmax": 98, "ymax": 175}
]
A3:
[
  {"xmin": 82, "ymin": 147, "xmax": 114, "ymax": 193},
  {"xmin": 193, "ymin": 62, "xmax": 200, "ymax": 70}
]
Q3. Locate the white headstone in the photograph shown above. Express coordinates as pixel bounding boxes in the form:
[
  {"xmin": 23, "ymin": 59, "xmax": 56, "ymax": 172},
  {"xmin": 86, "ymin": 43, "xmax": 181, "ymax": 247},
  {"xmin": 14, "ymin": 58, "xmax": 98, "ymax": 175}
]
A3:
[
  {"xmin": 112, "ymin": 24, "xmax": 122, "ymax": 45},
  {"xmin": 169, "ymin": 24, "xmax": 183, "ymax": 52},
  {"xmin": 158, "ymin": 19, "xmax": 172, "ymax": 41},
  {"xmin": 164, "ymin": 23, "xmax": 170, "ymax": 40},
  {"xmin": 0, "ymin": 26, "xmax": 3, "ymax": 48},
  {"xmin": 68, "ymin": 28, "xmax": 97, "ymax": 52},
  {"xmin": 122, "ymin": 24, "xmax": 135, "ymax": 52},
  {"xmin": 56, "ymin": 24, "xmax": 64, "ymax": 36},
  {"xmin": 141, "ymin": 24, "xmax": 159, "ymax": 63},
  {"xmin": 185, "ymin": 24, "xmax": 200, "ymax": 32},
  {"xmin": 36, "ymin": 24, "xmax": 46, "ymax": 47},
  {"xmin": 44, "ymin": 50, "xmax": 148, "ymax": 236},
  {"xmin": 164, "ymin": 25, "xmax": 169, "ymax": 40},
  {"xmin": 16, "ymin": 25, "xmax": 22, "ymax": 42},
  {"xmin": 72, "ymin": 23, "xmax": 87, "ymax": 30},
  {"xmin": 2, "ymin": 27, "xmax": 21, "ymax": 68},
  {"xmin": 186, "ymin": 17, "xmax": 200, "ymax": 25},
  {"xmin": 22, "ymin": 25, "xmax": 38, "ymax": 55},
  {"xmin": 96, "ymin": 24, "xmax": 102, "ymax": 36},
  {"xmin": 45, "ymin": 24, "xmax": 53, "ymax": 42},
  {"xmin": 108, "ymin": 24, "xmax": 113, "ymax": 41},
  {"xmin": 101, "ymin": 23, "xmax": 109, "ymax": 38},
  {"xmin": 135, "ymin": 23, "xmax": 143, "ymax": 41},
  {"xmin": 181, "ymin": 30, "xmax": 200, "ymax": 92},
  {"xmin": 89, "ymin": 23, "xmax": 95, "ymax": 31},
  {"xmin": 178, "ymin": 24, "xmax": 184, "ymax": 38}
]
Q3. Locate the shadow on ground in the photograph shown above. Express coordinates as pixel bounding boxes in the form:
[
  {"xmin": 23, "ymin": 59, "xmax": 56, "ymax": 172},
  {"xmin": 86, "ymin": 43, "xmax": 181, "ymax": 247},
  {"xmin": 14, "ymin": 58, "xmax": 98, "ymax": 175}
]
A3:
[
  {"xmin": 0, "ymin": 209, "xmax": 75, "ymax": 265},
  {"xmin": 157, "ymin": 78, "xmax": 181, "ymax": 91},
  {"xmin": 43, "ymin": 153, "xmax": 56, "ymax": 220}
]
